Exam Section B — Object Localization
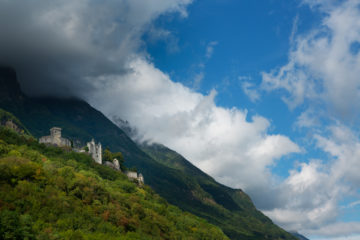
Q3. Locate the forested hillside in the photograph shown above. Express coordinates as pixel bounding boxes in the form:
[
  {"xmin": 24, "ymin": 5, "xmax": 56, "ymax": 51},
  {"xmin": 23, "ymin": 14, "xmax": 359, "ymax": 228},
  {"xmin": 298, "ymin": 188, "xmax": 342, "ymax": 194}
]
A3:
[{"xmin": 0, "ymin": 125, "xmax": 228, "ymax": 240}]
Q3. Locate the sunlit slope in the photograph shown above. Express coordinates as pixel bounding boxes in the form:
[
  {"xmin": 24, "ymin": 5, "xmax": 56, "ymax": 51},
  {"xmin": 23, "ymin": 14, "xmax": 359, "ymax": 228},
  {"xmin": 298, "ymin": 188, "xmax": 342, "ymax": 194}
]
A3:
[{"xmin": 0, "ymin": 123, "xmax": 228, "ymax": 239}]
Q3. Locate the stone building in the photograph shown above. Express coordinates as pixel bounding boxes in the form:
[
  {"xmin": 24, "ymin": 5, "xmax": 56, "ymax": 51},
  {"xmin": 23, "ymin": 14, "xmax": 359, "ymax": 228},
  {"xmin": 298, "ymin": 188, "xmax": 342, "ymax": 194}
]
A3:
[
  {"xmin": 125, "ymin": 171, "xmax": 144, "ymax": 184},
  {"xmin": 39, "ymin": 127, "xmax": 71, "ymax": 147},
  {"xmin": 87, "ymin": 139, "xmax": 102, "ymax": 164}
]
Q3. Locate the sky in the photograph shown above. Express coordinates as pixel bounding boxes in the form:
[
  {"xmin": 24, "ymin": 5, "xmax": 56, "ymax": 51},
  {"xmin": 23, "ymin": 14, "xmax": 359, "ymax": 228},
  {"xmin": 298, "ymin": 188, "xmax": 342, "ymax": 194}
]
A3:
[{"xmin": 1, "ymin": 0, "xmax": 360, "ymax": 239}]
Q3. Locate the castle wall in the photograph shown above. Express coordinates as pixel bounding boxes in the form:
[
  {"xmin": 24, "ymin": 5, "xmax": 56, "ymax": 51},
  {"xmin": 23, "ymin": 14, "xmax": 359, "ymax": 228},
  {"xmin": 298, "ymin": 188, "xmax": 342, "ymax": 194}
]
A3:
[
  {"xmin": 39, "ymin": 132, "xmax": 71, "ymax": 147},
  {"xmin": 125, "ymin": 171, "xmax": 144, "ymax": 184},
  {"xmin": 126, "ymin": 171, "xmax": 138, "ymax": 179},
  {"xmin": 87, "ymin": 139, "xmax": 102, "ymax": 164}
]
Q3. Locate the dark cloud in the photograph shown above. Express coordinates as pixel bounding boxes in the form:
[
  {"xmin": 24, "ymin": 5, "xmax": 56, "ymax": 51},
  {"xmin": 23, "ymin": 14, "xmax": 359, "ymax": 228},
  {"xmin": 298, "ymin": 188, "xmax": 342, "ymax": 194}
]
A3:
[{"xmin": 0, "ymin": 0, "xmax": 191, "ymax": 97}]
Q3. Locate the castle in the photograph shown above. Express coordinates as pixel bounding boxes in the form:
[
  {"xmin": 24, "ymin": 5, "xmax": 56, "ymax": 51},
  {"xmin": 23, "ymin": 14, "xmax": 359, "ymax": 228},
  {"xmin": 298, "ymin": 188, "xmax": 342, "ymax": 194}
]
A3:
[
  {"xmin": 40, "ymin": 127, "xmax": 144, "ymax": 184},
  {"xmin": 39, "ymin": 127, "xmax": 71, "ymax": 147},
  {"xmin": 87, "ymin": 139, "xmax": 102, "ymax": 164}
]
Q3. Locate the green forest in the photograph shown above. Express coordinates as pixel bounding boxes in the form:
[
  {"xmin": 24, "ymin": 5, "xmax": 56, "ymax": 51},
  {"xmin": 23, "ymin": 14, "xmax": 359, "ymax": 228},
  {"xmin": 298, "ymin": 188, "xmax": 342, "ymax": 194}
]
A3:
[{"xmin": 0, "ymin": 125, "xmax": 229, "ymax": 240}]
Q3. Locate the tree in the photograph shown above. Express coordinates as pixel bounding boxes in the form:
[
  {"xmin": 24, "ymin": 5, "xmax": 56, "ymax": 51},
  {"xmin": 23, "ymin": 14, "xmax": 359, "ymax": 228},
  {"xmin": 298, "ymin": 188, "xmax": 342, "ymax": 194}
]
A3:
[
  {"xmin": 103, "ymin": 148, "xmax": 125, "ymax": 170},
  {"xmin": 103, "ymin": 148, "xmax": 113, "ymax": 163}
]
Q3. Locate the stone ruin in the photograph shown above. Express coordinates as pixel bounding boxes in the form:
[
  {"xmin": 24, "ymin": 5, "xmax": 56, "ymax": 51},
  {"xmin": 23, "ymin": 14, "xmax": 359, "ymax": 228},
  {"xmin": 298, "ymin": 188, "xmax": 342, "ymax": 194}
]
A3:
[
  {"xmin": 87, "ymin": 139, "xmax": 102, "ymax": 164},
  {"xmin": 39, "ymin": 127, "xmax": 144, "ymax": 184},
  {"xmin": 105, "ymin": 160, "xmax": 144, "ymax": 184},
  {"xmin": 125, "ymin": 171, "xmax": 144, "ymax": 184},
  {"xmin": 39, "ymin": 127, "xmax": 71, "ymax": 147}
]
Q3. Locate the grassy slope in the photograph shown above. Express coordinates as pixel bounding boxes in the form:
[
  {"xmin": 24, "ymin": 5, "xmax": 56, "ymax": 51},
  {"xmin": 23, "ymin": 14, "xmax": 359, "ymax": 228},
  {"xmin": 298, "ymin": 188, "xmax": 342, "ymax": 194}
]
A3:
[
  {"xmin": 0, "ymin": 126, "xmax": 228, "ymax": 240},
  {"xmin": 0, "ymin": 67, "xmax": 296, "ymax": 240}
]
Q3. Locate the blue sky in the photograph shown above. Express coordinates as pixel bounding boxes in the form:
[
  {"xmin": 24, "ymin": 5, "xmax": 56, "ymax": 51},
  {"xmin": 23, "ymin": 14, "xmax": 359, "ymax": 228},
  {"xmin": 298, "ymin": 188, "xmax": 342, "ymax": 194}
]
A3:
[
  {"xmin": 143, "ymin": 1, "xmax": 360, "ymax": 238},
  {"xmin": 145, "ymin": 0, "xmax": 318, "ymax": 137},
  {"xmin": 1, "ymin": 0, "xmax": 360, "ymax": 239}
]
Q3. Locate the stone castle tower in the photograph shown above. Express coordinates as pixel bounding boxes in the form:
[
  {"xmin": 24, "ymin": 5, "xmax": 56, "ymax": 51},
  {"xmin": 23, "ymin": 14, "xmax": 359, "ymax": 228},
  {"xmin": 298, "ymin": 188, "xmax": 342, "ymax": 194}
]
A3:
[
  {"xmin": 87, "ymin": 139, "xmax": 102, "ymax": 164},
  {"xmin": 39, "ymin": 127, "xmax": 71, "ymax": 147}
]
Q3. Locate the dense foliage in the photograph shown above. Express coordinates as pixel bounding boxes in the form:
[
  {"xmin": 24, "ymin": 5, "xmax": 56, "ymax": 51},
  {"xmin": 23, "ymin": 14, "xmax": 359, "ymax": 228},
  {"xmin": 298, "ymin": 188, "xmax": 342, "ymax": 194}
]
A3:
[
  {"xmin": 103, "ymin": 148, "xmax": 125, "ymax": 171},
  {"xmin": 0, "ymin": 127, "xmax": 228, "ymax": 240}
]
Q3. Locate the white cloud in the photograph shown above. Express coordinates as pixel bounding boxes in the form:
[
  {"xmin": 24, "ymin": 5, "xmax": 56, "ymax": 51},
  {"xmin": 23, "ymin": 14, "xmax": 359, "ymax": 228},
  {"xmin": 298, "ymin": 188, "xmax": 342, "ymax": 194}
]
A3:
[
  {"xmin": 193, "ymin": 72, "xmax": 204, "ymax": 90},
  {"xmin": 261, "ymin": 0, "xmax": 360, "ymax": 117},
  {"xmin": 295, "ymin": 108, "xmax": 321, "ymax": 129},
  {"xmin": 315, "ymin": 124, "xmax": 360, "ymax": 186},
  {"xmin": 307, "ymin": 222, "xmax": 360, "ymax": 238},
  {"xmin": 259, "ymin": 2, "xmax": 360, "ymax": 234},
  {"xmin": 347, "ymin": 200, "xmax": 360, "ymax": 208},
  {"xmin": 88, "ymin": 58, "xmax": 300, "ymax": 194},
  {"xmin": 313, "ymin": 235, "xmax": 360, "ymax": 240},
  {"xmin": 241, "ymin": 80, "xmax": 261, "ymax": 102},
  {"xmin": 146, "ymin": 26, "xmax": 180, "ymax": 53},
  {"xmin": 91, "ymin": 58, "xmax": 357, "ymax": 238},
  {"xmin": 205, "ymin": 41, "xmax": 218, "ymax": 59},
  {"xmin": 264, "ymin": 160, "xmax": 340, "ymax": 231},
  {"xmin": 289, "ymin": 14, "xmax": 299, "ymax": 44},
  {"xmin": 264, "ymin": 124, "xmax": 360, "ymax": 235}
]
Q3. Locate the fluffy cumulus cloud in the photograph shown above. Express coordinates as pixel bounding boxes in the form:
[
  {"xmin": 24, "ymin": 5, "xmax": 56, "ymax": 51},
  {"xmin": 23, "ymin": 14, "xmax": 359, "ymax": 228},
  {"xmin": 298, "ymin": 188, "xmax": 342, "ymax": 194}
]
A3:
[
  {"xmin": 262, "ymin": 0, "xmax": 360, "ymax": 117},
  {"xmin": 88, "ymin": 58, "xmax": 300, "ymax": 194},
  {"xmin": 263, "ymin": 124, "xmax": 360, "ymax": 235},
  {"xmin": 259, "ymin": 0, "xmax": 360, "ymax": 236}
]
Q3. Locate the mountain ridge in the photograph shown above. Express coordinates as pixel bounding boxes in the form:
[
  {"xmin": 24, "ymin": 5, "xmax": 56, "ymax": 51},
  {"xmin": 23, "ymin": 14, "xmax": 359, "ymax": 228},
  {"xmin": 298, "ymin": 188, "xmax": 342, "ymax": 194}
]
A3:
[{"xmin": 0, "ymin": 66, "xmax": 297, "ymax": 240}]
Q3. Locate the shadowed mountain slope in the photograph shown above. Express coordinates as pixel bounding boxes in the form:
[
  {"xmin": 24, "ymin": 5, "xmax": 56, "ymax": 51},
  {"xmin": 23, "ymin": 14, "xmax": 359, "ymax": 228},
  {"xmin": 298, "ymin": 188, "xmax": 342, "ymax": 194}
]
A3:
[{"xmin": 0, "ymin": 66, "xmax": 296, "ymax": 240}]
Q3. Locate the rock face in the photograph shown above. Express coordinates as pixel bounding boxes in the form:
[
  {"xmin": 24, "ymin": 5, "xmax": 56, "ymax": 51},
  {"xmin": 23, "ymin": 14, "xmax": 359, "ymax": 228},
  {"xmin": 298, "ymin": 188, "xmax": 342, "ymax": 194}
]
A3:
[
  {"xmin": 87, "ymin": 139, "xmax": 102, "ymax": 164},
  {"xmin": 39, "ymin": 127, "xmax": 71, "ymax": 147}
]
